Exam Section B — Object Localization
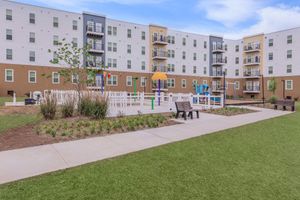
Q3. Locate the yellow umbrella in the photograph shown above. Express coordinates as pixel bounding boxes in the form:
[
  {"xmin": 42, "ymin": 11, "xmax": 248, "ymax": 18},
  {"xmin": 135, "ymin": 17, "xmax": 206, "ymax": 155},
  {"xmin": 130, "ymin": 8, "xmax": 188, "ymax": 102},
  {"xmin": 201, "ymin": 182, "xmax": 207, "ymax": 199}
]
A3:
[
  {"xmin": 151, "ymin": 72, "xmax": 168, "ymax": 106},
  {"xmin": 151, "ymin": 72, "xmax": 168, "ymax": 81}
]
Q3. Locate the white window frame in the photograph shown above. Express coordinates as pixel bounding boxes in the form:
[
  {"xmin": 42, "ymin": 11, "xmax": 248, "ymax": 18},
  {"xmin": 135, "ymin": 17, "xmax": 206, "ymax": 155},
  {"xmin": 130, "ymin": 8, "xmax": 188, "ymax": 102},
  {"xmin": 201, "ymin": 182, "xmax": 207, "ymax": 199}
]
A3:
[
  {"xmin": 28, "ymin": 70, "xmax": 37, "ymax": 83},
  {"xmin": 285, "ymin": 80, "xmax": 293, "ymax": 90},
  {"xmin": 5, "ymin": 69, "xmax": 14, "ymax": 82},
  {"xmin": 181, "ymin": 79, "xmax": 187, "ymax": 88},
  {"xmin": 107, "ymin": 75, "xmax": 118, "ymax": 86},
  {"xmin": 167, "ymin": 78, "xmax": 175, "ymax": 88},
  {"xmin": 140, "ymin": 77, "xmax": 146, "ymax": 87},
  {"xmin": 234, "ymin": 81, "xmax": 240, "ymax": 90},
  {"xmin": 52, "ymin": 72, "xmax": 60, "ymax": 84},
  {"xmin": 126, "ymin": 76, "xmax": 133, "ymax": 86}
]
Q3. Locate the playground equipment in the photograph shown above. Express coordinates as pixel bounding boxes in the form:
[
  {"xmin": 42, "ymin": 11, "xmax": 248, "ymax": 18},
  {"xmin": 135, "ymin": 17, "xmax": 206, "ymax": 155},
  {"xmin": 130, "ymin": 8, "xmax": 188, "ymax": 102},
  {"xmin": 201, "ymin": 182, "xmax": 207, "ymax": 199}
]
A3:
[
  {"xmin": 194, "ymin": 84, "xmax": 221, "ymax": 104},
  {"xmin": 151, "ymin": 72, "xmax": 168, "ymax": 106}
]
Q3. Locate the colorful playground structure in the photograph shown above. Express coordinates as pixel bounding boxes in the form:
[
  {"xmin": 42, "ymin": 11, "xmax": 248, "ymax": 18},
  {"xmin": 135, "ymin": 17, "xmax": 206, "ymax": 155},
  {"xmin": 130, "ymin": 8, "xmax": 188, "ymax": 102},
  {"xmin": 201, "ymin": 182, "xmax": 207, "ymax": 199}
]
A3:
[{"xmin": 194, "ymin": 84, "xmax": 222, "ymax": 104}]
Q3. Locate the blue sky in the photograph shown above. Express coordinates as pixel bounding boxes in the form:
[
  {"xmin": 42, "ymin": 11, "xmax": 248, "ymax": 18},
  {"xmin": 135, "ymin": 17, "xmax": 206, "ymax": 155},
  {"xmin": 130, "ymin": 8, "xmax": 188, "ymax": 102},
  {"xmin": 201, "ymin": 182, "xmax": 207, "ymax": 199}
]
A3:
[{"xmin": 17, "ymin": 0, "xmax": 300, "ymax": 39}]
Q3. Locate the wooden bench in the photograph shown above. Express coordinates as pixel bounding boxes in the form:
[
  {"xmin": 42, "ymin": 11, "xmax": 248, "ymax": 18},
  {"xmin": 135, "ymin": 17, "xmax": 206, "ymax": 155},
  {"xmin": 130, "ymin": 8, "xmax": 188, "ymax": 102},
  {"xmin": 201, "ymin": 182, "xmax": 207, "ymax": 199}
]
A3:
[
  {"xmin": 274, "ymin": 99, "xmax": 295, "ymax": 111},
  {"xmin": 175, "ymin": 101, "xmax": 200, "ymax": 120}
]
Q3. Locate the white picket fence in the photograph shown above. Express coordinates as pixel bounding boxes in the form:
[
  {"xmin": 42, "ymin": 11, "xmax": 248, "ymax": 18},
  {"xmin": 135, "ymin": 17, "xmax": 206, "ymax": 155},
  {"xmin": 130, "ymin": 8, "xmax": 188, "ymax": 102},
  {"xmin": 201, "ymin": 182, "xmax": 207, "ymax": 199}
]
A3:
[{"xmin": 44, "ymin": 90, "xmax": 223, "ymax": 115}]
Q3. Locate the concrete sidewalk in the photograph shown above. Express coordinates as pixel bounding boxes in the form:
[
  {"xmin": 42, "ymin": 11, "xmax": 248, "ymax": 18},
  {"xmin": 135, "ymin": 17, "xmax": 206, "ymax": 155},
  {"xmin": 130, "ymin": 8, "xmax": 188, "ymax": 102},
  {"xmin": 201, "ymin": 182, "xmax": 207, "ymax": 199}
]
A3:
[{"xmin": 0, "ymin": 107, "xmax": 292, "ymax": 184}]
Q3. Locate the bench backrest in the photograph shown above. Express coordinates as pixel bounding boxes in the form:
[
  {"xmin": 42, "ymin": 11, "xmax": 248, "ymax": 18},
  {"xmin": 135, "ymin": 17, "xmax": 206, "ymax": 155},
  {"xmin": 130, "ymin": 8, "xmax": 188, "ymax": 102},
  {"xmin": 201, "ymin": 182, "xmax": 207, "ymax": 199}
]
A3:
[
  {"xmin": 175, "ymin": 101, "xmax": 192, "ymax": 111},
  {"xmin": 276, "ymin": 100, "xmax": 295, "ymax": 106}
]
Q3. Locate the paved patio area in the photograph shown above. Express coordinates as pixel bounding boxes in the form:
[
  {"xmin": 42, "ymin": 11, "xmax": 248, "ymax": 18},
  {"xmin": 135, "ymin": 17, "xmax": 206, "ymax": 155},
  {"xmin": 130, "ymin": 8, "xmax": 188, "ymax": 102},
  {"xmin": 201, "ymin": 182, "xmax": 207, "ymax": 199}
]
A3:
[{"xmin": 0, "ymin": 106, "xmax": 292, "ymax": 185}]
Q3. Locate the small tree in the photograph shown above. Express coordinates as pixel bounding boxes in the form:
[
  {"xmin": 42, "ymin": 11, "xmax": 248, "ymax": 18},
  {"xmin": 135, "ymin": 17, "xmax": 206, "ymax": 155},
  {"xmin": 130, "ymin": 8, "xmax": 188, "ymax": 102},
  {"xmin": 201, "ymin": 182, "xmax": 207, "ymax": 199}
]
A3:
[
  {"xmin": 268, "ymin": 77, "xmax": 277, "ymax": 95},
  {"xmin": 48, "ymin": 39, "xmax": 107, "ymax": 104}
]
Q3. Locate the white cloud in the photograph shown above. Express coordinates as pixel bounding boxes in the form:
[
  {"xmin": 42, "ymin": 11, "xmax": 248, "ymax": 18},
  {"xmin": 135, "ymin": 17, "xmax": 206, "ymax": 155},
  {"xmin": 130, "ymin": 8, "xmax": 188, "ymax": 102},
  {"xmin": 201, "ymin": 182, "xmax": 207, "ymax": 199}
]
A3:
[{"xmin": 197, "ymin": 0, "xmax": 265, "ymax": 27}]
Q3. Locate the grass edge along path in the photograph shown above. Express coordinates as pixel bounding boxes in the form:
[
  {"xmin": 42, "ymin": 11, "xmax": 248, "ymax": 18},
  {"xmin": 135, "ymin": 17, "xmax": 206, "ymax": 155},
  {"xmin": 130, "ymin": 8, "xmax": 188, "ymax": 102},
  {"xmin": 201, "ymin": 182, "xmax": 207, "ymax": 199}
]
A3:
[{"xmin": 0, "ymin": 104, "xmax": 299, "ymax": 200}]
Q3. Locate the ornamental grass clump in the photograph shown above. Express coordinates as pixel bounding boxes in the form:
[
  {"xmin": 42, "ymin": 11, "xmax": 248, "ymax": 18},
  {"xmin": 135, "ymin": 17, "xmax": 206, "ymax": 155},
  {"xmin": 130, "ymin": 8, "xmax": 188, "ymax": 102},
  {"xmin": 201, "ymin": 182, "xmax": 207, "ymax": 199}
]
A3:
[
  {"xmin": 40, "ymin": 94, "xmax": 57, "ymax": 120},
  {"xmin": 61, "ymin": 97, "xmax": 75, "ymax": 118}
]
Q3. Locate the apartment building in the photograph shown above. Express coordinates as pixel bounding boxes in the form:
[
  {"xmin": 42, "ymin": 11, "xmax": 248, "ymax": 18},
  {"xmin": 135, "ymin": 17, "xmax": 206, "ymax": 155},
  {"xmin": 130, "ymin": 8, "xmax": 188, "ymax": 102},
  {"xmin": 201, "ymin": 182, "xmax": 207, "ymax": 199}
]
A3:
[{"xmin": 1, "ymin": 0, "xmax": 299, "ymax": 100}]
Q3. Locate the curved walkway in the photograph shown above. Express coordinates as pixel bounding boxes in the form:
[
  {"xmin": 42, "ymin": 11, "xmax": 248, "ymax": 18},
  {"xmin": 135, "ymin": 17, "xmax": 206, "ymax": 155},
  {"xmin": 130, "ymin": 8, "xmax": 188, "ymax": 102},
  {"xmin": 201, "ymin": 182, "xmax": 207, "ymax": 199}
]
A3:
[{"xmin": 0, "ymin": 107, "xmax": 291, "ymax": 184}]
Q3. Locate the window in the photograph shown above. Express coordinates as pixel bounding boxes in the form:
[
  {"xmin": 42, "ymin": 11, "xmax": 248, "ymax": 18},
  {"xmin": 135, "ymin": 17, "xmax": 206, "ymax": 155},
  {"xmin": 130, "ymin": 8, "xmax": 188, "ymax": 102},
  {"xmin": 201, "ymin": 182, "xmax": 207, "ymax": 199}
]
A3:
[
  {"xmin": 141, "ymin": 77, "xmax": 146, "ymax": 87},
  {"xmin": 126, "ymin": 76, "xmax": 132, "ymax": 86},
  {"xmin": 167, "ymin": 78, "xmax": 175, "ymax": 88},
  {"xmin": 53, "ymin": 17, "xmax": 59, "ymax": 28},
  {"xmin": 204, "ymin": 54, "xmax": 207, "ymax": 62},
  {"xmin": 268, "ymin": 66, "xmax": 273, "ymax": 75},
  {"xmin": 107, "ymin": 42, "xmax": 112, "ymax": 51},
  {"xmin": 6, "ymin": 49, "xmax": 12, "ymax": 60},
  {"xmin": 28, "ymin": 70, "xmax": 36, "ymax": 83},
  {"xmin": 235, "ymin": 69, "xmax": 239, "ymax": 76},
  {"xmin": 29, "ymin": 32, "xmax": 35, "ymax": 43},
  {"xmin": 141, "ymin": 31, "xmax": 146, "ymax": 40},
  {"xmin": 182, "ymin": 38, "xmax": 186, "ymax": 46},
  {"xmin": 235, "ymin": 45, "xmax": 239, "ymax": 52},
  {"xmin": 72, "ymin": 74, "xmax": 79, "ymax": 83},
  {"xmin": 127, "ymin": 60, "xmax": 131, "ymax": 69},
  {"xmin": 141, "ymin": 46, "xmax": 146, "ymax": 55},
  {"xmin": 167, "ymin": 64, "xmax": 175, "ymax": 72},
  {"xmin": 113, "ymin": 27, "xmax": 117, "ymax": 36},
  {"xmin": 203, "ymin": 80, "xmax": 208, "ymax": 84},
  {"xmin": 193, "ymin": 53, "xmax": 197, "ymax": 61},
  {"xmin": 287, "ymin": 50, "xmax": 292, "ymax": 59},
  {"xmin": 193, "ymin": 40, "xmax": 197, "ymax": 47},
  {"xmin": 107, "ymin": 26, "xmax": 112, "ymax": 35},
  {"xmin": 53, "ymin": 52, "xmax": 58, "ymax": 63},
  {"xmin": 285, "ymin": 80, "xmax": 293, "ymax": 90},
  {"xmin": 52, "ymin": 72, "xmax": 60, "ymax": 84},
  {"xmin": 5, "ymin": 69, "xmax": 14, "ymax": 82},
  {"xmin": 112, "ymin": 59, "xmax": 117, "ymax": 68},
  {"xmin": 113, "ymin": 43, "xmax": 117, "ymax": 52},
  {"xmin": 127, "ymin": 44, "xmax": 131, "ymax": 54},
  {"xmin": 127, "ymin": 29, "xmax": 132, "ymax": 38},
  {"xmin": 141, "ymin": 61, "xmax": 146, "ymax": 70},
  {"xmin": 168, "ymin": 50, "xmax": 175, "ymax": 58},
  {"xmin": 182, "ymin": 51, "xmax": 186, "ymax": 59},
  {"xmin": 203, "ymin": 67, "xmax": 207, "ymax": 75},
  {"xmin": 107, "ymin": 75, "xmax": 118, "ymax": 86},
  {"xmin": 287, "ymin": 65, "xmax": 292, "ymax": 73},
  {"xmin": 234, "ymin": 81, "xmax": 240, "ymax": 90},
  {"xmin": 29, "ymin": 51, "xmax": 35, "ymax": 62},
  {"xmin": 107, "ymin": 58, "xmax": 112, "ymax": 68},
  {"xmin": 72, "ymin": 20, "xmax": 78, "ymax": 30},
  {"xmin": 287, "ymin": 35, "xmax": 292, "ymax": 44},
  {"xmin": 235, "ymin": 57, "xmax": 239, "ymax": 64},
  {"xmin": 6, "ymin": 29, "xmax": 12, "ymax": 40},
  {"xmin": 53, "ymin": 35, "xmax": 59, "ymax": 45},
  {"xmin": 268, "ymin": 52, "xmax": 273, "ymax": 61},
  {"xmin": 204, "ymin": 41, "xmax": 207, "ymax": 48},
  {"xmin": 72, "ymin": 38, "xmax": 78, "ymax": 47},
  {"xmin": 181, "ymin": 79, "xmax": 186, "ymax": 88},
  {"xmin": 224, "ymin": 68, "xmax": 228, "ymax": 75},
  {"xmin": 29, "ymin": 13, "xmax": 35, "ymax": 24},
  {"xmin": 6, "ymin": 9, "xmax": 12, "ymax": 21},
  {"xmin": 224, "ymin": 44, "xmax": 228, "ymax": 51},
  {"xmin": 168, "ymin": 36, "xmax": 175, "ymax": 44},
  {"xmin": 269, "ymin": 39, "xmax": 273, "ymax": 47},
  {"xmin": 192, "ymin": 80, "xmax": 198, "ymax": 87},
  {"xmin": 182, "ymin": 65, "xmax": 186, "ymax": 73},
  {"xmin": 193, "ymin": 66, "xmax": 197, "ymax": 74}
]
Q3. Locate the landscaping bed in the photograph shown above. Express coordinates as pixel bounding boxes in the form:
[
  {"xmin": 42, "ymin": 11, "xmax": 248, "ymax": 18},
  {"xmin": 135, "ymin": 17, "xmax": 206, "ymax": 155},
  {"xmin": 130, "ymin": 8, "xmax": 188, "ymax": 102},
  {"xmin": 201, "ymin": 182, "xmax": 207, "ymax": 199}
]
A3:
[
  {"xmin": 0, "ymin": 113, "xmax": 178, "ymax": 152},
  {"xmin": 202, "ymin": 106, "xmax": 257, "ymax": 116}
]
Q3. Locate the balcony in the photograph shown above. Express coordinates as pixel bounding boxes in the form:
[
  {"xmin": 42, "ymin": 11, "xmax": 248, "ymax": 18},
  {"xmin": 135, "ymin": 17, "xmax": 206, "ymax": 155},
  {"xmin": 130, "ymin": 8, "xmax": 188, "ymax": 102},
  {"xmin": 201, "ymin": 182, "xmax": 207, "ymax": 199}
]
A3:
[
  {"xmin": 244, "ymin": 43, "xmax": 261, "ymax": 53},
  {"xmin": 212, "ymin": 45, "xmax": 225, "ymax": 53},
  {"xmin": 211, "ymin": 70, "xmax": 223, "ymax": 78},
  {"xmin": 243, "ymin": 86, "xmax": 260, "ymax": 93},
  {"xmin": 152, "ymin": 65, "xmax": 167, "ymax": 72},
  {"xmin": 86, "ymin": 25, "xmax": 104, "ymax": 37},
  {"xmin": 152, "ymin": 35, "xmax": 168, "ymax": 45},
  {"xmin": 88, "ymin": 43, "xmax": 105, "ymax": 54},
  {"xmin": 153, "ymin": 51, "xmax": 168, "ymax": 60},
  {"xmin": 211, "ymin": 85, "xmax": 224, "ymax": 92},
  {"xmin": 244, "ymin": 56, "xmax": 260, "ymax": 66},
  {"xmin": 86, "ymin": 59, "xmax": 104, "ymax": 68},
  {"xmin": 243, "ymin": 70, "xmax": 260, "ymax": 78},
  {"xmin": 212, "ymin": 58, "xmax": 226, "ymax": 66}
]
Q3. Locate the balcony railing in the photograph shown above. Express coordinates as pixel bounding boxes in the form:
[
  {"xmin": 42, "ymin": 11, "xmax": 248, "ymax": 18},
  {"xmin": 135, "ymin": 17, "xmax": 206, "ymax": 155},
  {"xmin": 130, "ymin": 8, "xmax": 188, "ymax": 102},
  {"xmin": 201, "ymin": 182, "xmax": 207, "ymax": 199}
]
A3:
[
  {"xmin": 153, "ymin": 50, "xmax": 168, "ymax": 59},
  {"xmin": 152, "ymin": 65, "xmax": 167, "ymax": 72},
  {"xmin": 86, "ymin": 25, "xmax": 104, "ymax": 36},
  {"xmin": 243, "ymin": 86, "xmax": 260, "ymax": 93},
  {"xmin": 244, "ymin": 56, "xmax": 260, "ymax": 65},
  {"xmin": 88, "ymin": 43, "xmax": 105, "ymax": 53},
  {"xmin": 212, "ymin": 58, "xmax": 226, "ymax": 65},
  {"xmin": 152, "ymin": 35, "xmax": 168, "ymax": 45},
  {"xmin": 212, "ymin": 45, "xmax": 225, "ymax": 52},
  {"xmin": 244, "ymin": 43, "xmax": 261, "ymax": 52},
  {"xmin": 243, "ymin": 70, "xmax": 260, "ymax": 77},
  {"xmin": 212, "ymin": 71, "xmax": 223, "ymax": 77},
  {"xmin": 86, "ymin": 60, "xmax": 104, "ymax": 68}
]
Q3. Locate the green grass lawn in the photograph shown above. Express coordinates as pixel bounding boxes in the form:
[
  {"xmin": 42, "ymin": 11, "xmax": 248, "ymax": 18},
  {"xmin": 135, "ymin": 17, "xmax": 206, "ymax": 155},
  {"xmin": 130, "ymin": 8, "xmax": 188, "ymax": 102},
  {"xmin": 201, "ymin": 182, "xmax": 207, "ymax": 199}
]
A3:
[
  {"xmin": 0, "ymin": 104, "xmax": 300, "ymax": 200},
  {"xmin": 0, "ymin": 115, "xmax": 41, "ymax": 134},
  {"xmin": 0, "ymin": 97, "xmax": 26, "ymax": 106}
]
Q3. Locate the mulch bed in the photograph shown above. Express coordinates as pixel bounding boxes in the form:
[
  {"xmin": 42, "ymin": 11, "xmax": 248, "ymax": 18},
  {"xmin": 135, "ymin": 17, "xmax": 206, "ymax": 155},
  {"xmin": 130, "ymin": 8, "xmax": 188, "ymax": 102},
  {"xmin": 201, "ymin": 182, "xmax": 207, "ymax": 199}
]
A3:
[{"xmin": 0, "ymin": 116, "xmax": 179, "ymax": 152}]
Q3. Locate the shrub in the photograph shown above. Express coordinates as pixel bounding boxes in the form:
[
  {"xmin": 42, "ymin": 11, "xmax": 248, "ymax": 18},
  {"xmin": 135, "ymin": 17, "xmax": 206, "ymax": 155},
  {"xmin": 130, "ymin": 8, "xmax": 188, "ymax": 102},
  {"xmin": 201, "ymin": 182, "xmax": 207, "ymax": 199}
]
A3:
[
  {"xmin": 40, "ymin": 95, "xmax": 57, "ymax": 120},
  {"xmin": 61, "ymin": 98, "xmax": 75, "ymax": 118},
  {"xmin": 78, "ymin": 95, "xmax": 108, "ymax": 119},
  {"xmin": 78, "ymin": 95, "xmax": 94, "ymax": 116},
  {"xmin": 269, "ymin": 96, "xmax": 278, "ymax": 104}
]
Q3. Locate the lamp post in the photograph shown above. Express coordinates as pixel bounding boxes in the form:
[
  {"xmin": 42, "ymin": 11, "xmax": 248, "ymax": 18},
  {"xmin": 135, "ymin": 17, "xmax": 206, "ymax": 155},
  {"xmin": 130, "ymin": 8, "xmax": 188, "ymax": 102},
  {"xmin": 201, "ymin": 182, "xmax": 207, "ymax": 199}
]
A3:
[
  {"xmin": 281, "ymin": 80, "xmax": 286, "ymax": 100},
  {"xmin": 144, "ymin": 77, "xmax": 147, "ymax": 93},
  {"xmin": 223, "ymin": 71, "xmax": 226, "ymax": 107},
  {"xmin": 260, "ymin": 74, "xmax": 265, "ymax": 105}
]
